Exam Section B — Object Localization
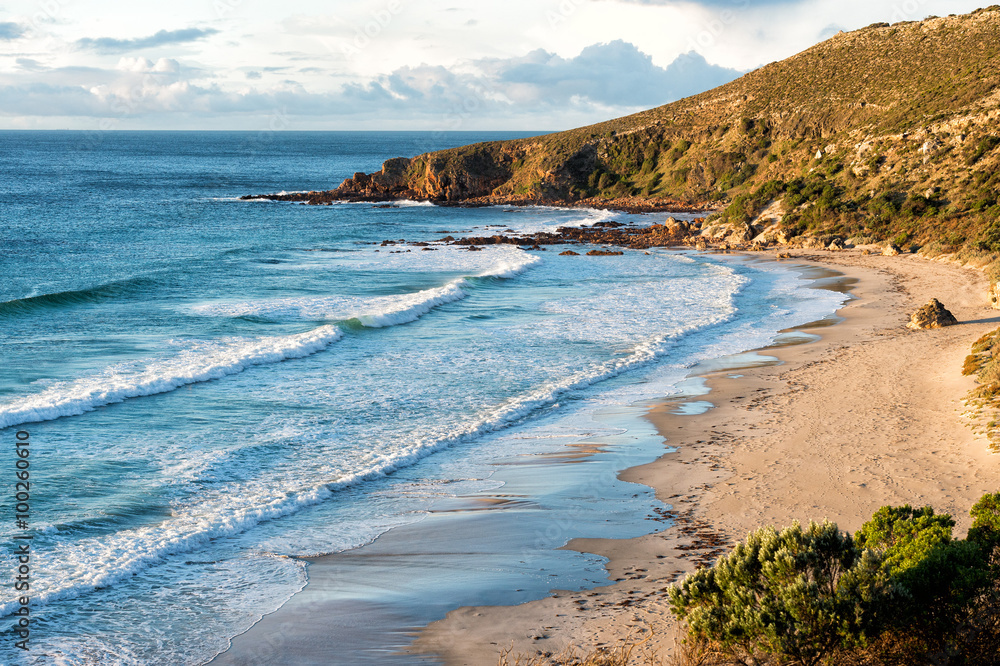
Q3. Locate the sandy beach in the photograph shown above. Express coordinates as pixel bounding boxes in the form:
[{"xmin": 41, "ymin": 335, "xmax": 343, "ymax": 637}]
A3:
[{"xmin": 414, "ymin": 249, "xmax": 1000, "ymax": 664}]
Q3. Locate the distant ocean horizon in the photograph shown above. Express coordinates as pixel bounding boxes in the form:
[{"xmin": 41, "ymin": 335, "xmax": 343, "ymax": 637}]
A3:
[{"xmin": 0, "ymin": 131, "xmax": 847, "ymax": 665}]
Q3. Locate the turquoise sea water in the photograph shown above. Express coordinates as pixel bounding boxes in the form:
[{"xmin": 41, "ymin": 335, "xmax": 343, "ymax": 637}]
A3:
[{"xmin": 0, "ymin": 131, "xmax": 847, "ymax": 665}]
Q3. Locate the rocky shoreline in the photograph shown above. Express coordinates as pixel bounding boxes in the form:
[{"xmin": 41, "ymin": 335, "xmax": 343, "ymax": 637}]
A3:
[
  {"xmin": 380, "ymin": 217, "xmax": 704, "ymax": 253},
  {"xmin": 241, "ymin": 189, "xmax": 713, "ymax": 215},
  {"xmin": 375, "ymin": 213, "xmax": 886, "ymax": 255},
  {"xmin": 243, "ymin": 187, "xmax": 908, "ymax": 256}
]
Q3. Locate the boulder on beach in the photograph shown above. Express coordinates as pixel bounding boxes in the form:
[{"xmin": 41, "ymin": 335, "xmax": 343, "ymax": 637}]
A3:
[
  {"xmin": 907, "ymin": 298, "xmax": 958, "ymax": 329},
  {"xmin": 728, "ymin": 221, "xmax": 758, "ymax": 244},
  {"xmin": 883, "ymin": 242, "xmax": 902, "ymax": 256}
]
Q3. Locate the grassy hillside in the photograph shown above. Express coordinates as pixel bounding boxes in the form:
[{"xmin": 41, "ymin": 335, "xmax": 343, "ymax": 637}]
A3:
[{"xmin": 328, "ymin": 7, "xmax": 1000, "ymax": 264}]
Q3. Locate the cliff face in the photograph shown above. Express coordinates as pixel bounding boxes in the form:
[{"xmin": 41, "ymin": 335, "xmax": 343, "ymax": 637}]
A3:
[
  {"xmin": 331, "ymin": 146, "xmax": 531, "ymax": 201},
  {"xmin": 256, "ymin": 7, "xmax": 1000, "ymax": 258}
]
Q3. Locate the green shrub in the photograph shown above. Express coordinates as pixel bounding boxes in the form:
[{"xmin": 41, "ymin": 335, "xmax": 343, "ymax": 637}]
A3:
[
  {"xmin": 970, "ymin": 493, "xmax": 1000, "ymax": 547},
  {"xmin": 668, "ymin": 521, "xmax": 885, "ymax": 666},
  {"xmin": 856, "ymin": 505, "xmax": 954, "ymax": 575},
  {"xmin": 597, "ymin": 172, "xmax": 617, "ymax": 190},
  {"xmin": 722, "ymin": 179, "xmax": 786, "ymax": 223},
  {"xmin": 966, "ymin": 135, "xmax": 1000, "ymax": 165},
  {"xmin": 669, "ymin": 495, "xmax": 1000, "ymax": 665},
  {"xmin": 976, "ymin": 218, "xmax": 1000, "ymax": 252},
  {"xmin": 668, "ymin": 140, "xmax": 692, "ymax": 163}
]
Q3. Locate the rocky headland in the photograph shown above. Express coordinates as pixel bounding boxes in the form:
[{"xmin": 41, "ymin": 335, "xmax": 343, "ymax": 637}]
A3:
[{"xmin": 246, "ymin": 7, "xmax": 1000, "ymax": 300}]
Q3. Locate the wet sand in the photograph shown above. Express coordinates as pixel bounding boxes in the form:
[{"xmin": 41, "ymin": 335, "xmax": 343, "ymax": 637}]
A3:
[{"xmin": 209, "ymin": 389, "xmax": 676, "ymax": 665}]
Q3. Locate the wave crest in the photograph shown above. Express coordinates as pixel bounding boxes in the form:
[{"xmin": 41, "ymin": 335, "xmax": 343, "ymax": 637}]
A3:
[{"xmin": 0, "ymin": 325, "xmax": 343, "ymax": 429}]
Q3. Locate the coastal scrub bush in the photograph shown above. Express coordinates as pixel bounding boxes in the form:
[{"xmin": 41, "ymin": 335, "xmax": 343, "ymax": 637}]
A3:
[
  {"xmin": 722, "ymin": 179, "xmax": 786, "ymax": 224},
  {"xmin": 970, "ymin": 492, "xmax": 1000, "ymax": 548},
  {"xmin": 783, "ymin": 177, "xmax": 845, "ymax": 212},
  {"xmin": 668, "ymin": 140, "xmax": 692, "ymax": 163},
  {"xmin": 975, "ymin": 218, "xmax": 1000, "ymax": 253},
  {"xmin": 668, "ymin": 521, "xmax": 885, "ymax": 666},
  {"xmin": 854, "ymin": 504, "xmax": 991, "ymax": 646},
  {"xmin": 966, "ymin": 135, "xmax": 1000, "ymax": 165},
  {"xmin": 668, "ymin": 495, "xmax": 1000, "ymax": 665},
  {"xmin": 597, "ymin": 172, "xmax": 618, "ymax": 190}
]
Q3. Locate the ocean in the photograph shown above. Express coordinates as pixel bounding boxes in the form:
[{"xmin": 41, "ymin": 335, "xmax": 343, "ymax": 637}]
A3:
[{"xmin": 0, "ymin": 131, "xmax": 848, "ymax": 665}]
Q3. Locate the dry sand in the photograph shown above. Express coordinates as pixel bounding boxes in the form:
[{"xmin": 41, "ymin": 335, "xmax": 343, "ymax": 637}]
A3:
[{"xmin": 413, "ymin": 249, "xmax": 1000, "ymax": 665}]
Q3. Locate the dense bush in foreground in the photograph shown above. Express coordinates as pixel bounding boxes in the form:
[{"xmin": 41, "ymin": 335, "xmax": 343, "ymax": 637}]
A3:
[{"xmin": 668, "ymin": 494, "xmax": 1000, "ymax": 665}]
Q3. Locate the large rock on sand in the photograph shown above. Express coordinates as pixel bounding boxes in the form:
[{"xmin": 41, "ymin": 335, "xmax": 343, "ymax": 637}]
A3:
[{"xmin": 907, "ymin": 299, "xmax": 958, "ymax": 329}]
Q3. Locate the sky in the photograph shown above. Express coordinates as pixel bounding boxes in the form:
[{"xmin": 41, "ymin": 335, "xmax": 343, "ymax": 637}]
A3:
[{"xmin": 0, "ymin": 0, "xmax": 989, "ymax": 131}]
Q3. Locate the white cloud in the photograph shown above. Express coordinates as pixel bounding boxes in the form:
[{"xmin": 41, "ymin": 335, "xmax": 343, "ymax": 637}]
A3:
[
  {"xmin": 0, "ymin": 0, "xmax": 991, "ymax": 129},
  {"xmin": 0, "ymin": 40, "xmax": 742, "ymax": 129},
  {"xmin": 115, "ymin": 57, "xmax": 181, "ymax": 73}
]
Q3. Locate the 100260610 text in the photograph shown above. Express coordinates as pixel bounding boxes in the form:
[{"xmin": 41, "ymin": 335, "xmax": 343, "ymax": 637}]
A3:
[{"xmin": 12, "ymin": 430, "xmax": 32, "ymax": 651}]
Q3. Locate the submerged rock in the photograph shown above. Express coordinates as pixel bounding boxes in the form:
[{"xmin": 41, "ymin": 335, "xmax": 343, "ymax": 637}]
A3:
[
  {"xmin": 907, "ymin": 299, "xmax": 958, "ymax": 329},
  {"xmin": 586, "ymin": 249, "xmax": 624, "ymax": 256},
  {"xmin": 559, "ymin": 250, "xmax": 580, "ymax": 256}
]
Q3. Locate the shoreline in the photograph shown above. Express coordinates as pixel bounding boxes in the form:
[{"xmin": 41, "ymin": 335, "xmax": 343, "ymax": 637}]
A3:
[
  {"xmin": 415, "ymin": 249, "xmax": 1000, "ymax": 664},
  {"xmin": 240, "ymin": 192, "xmax": 718, "ymax": 215},
  {"xmin": 206, "ymin": 252, "xmax": 862, "ymax": 665},
  {"xmin": 208, "ymin": 363, "xmax": 680, "ymax": 665}
]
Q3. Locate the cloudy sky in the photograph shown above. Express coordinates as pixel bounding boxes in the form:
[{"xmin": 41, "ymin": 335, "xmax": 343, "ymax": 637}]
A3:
[{"xmin": 0, "ymin": 0, "xmax": 987, "ymax": 131}]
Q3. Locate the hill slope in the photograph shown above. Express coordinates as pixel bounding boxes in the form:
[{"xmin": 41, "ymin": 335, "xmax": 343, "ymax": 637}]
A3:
[{"xmin": 261, "ymin": 7, "xmax": 1000, "ymax": 263}]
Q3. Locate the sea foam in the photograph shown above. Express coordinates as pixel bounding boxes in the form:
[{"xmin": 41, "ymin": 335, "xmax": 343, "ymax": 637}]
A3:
[
  {"xmin": 0, "ymin": 325, "xmax": 343, "ymax": 429},
  {"xmin": 192, "ymin": 246, "xmax": 541, "ymax": 323}
]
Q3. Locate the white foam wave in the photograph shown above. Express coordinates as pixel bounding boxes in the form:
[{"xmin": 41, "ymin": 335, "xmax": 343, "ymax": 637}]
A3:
[
  {"xmin": 0, "ymin": 326, "xmax": 343, "ymax": 430},
  {"xmin": 384, "ymin": 199, "xmax": 436, "ymax": 207},
  {"xmin": 193, "ymin": 281, "xmax": 467, "ymax": 324},
  {"xmin": 356, "ymin": 281, "xmax": 468, "ymax": 327},
  {"xmin": 482, "ymin": 252, "xmax": 540, "ymax": 279},
  {"xmin": 193, "ymin": 247, "xmax": 542, "ymax": 322}
]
